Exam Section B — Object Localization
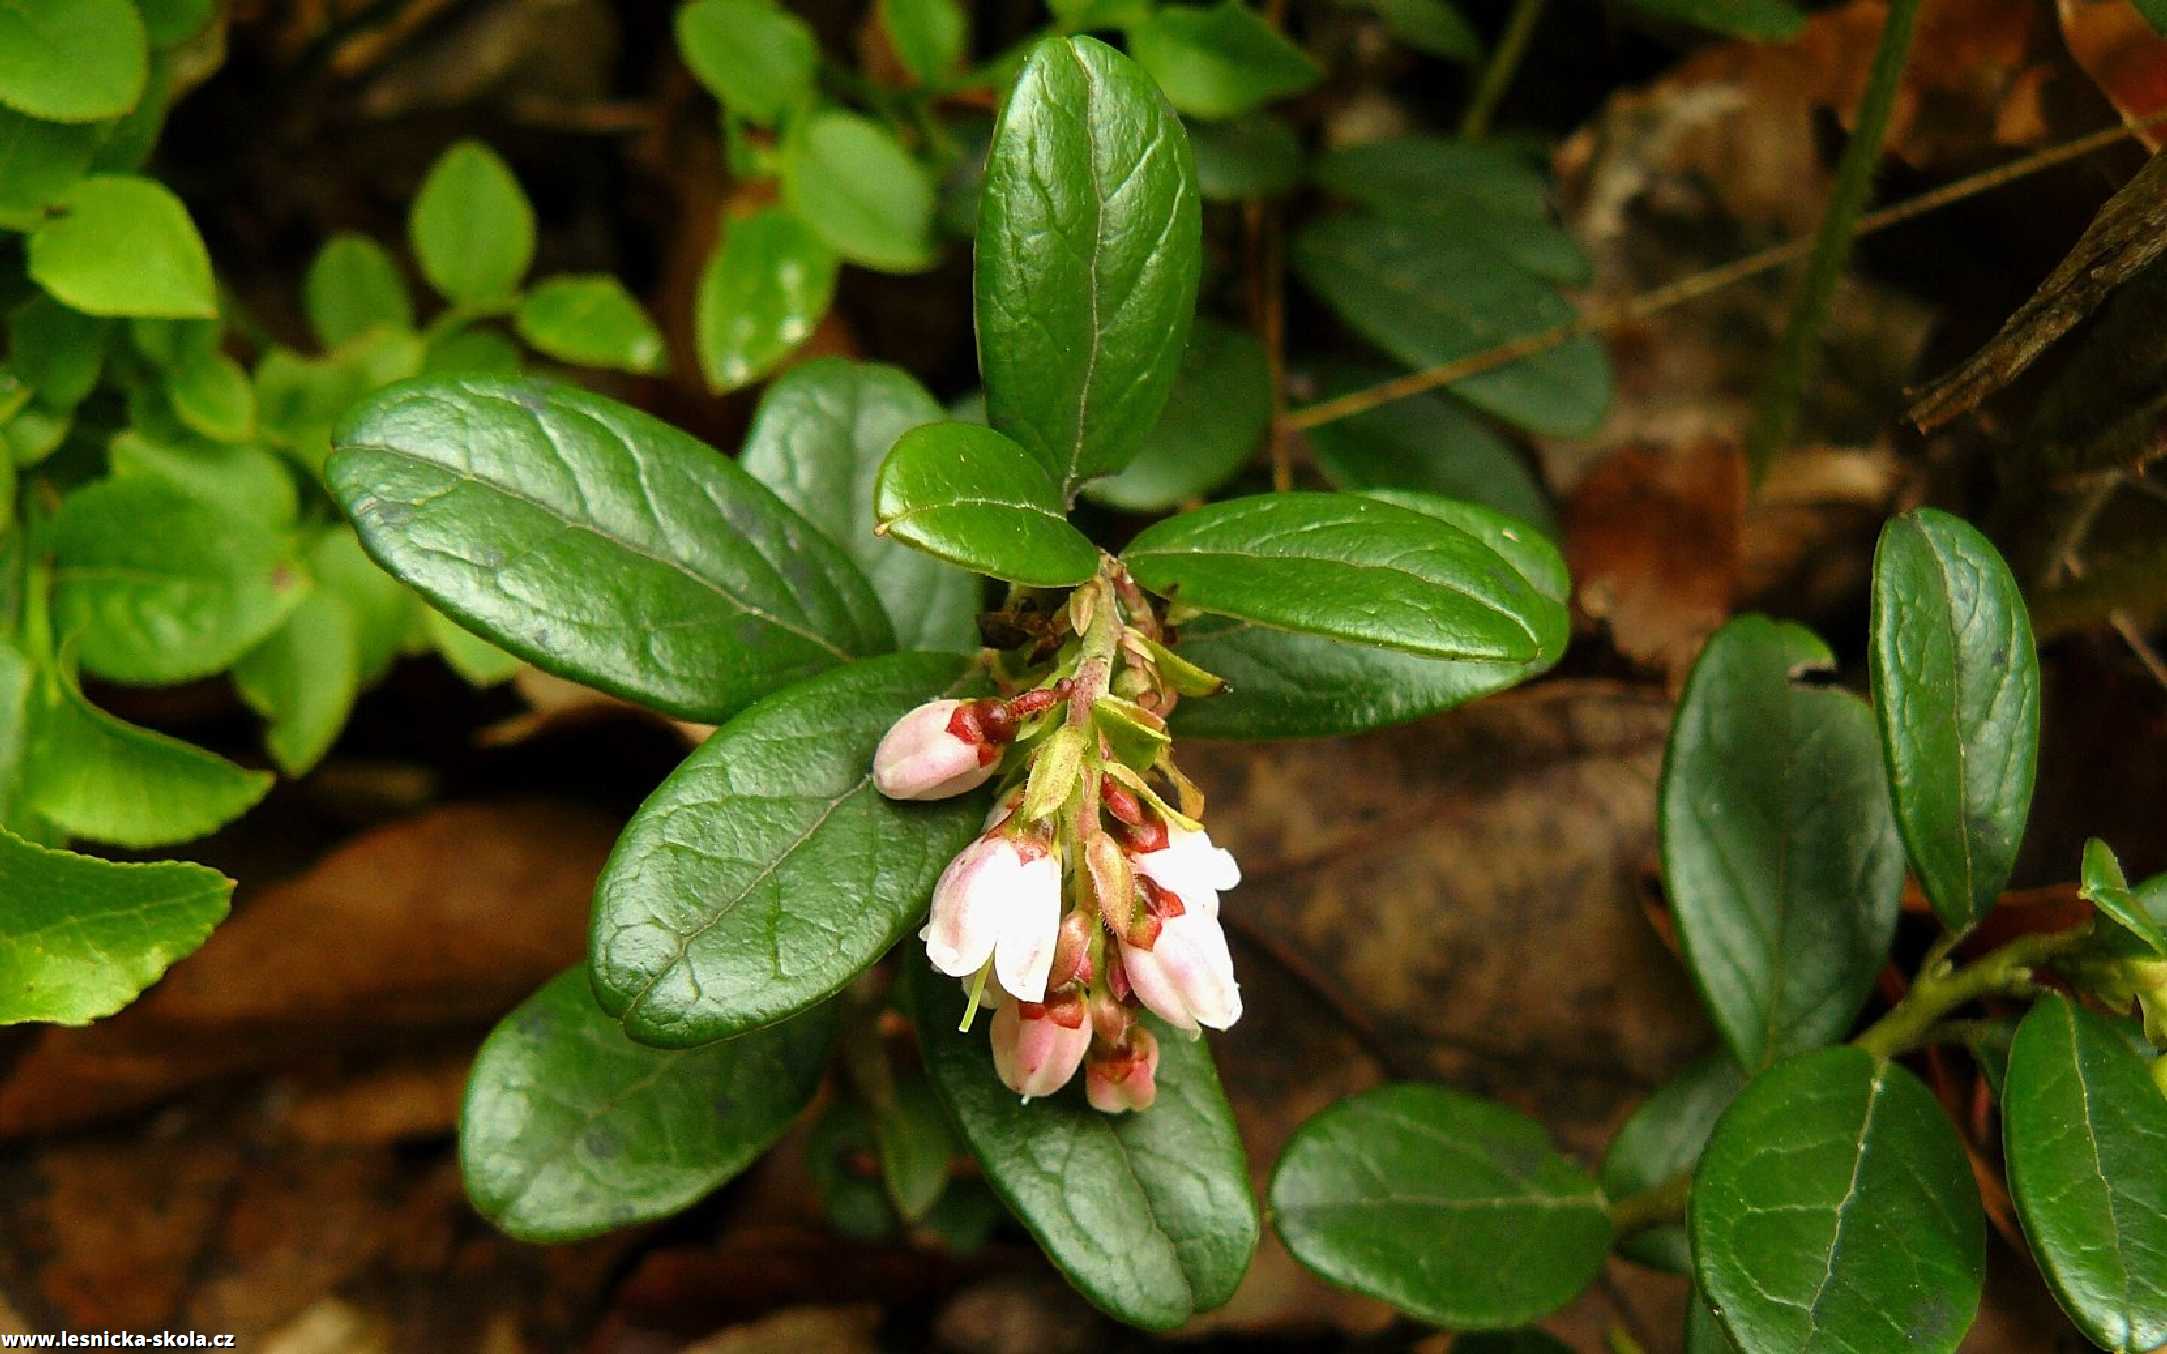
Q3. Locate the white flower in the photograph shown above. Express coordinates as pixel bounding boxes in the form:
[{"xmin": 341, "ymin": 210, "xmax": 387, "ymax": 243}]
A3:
[
  {"xmin": 1119, "ymin": 907, "xmax": 1242, "ymax": 1033},
  {"xmin": 921, "ymin": 834, "xmax": 1062, "ymax": 1001},
  {"xmin": 1133, "ymin": 824, "xmax": 1240, "ymax": 918},
  {"xmin": 872, "ymin": 699, "xmax": 997, "ymax": 801}
]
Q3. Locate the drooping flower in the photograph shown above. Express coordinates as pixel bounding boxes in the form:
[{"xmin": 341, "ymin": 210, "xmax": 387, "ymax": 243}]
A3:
[
  {"xmin": 991, "ymin": 993, "xmax": 1092, "ymax": 1099},
  {"xmin": 1132, "ymin": 824, "xmax": 1240, "ymax": 918},
  {"xmin": 920, "ymin": 832, "xmax": 1062, "ymax": 1001},
  {"xmin": 1086, "ymin": 1026, "xmax": 1160, "ymax": 1113},
  {"xmin": 1118, "ymin": 885, "xmax": 1242, "ymax": 1034},
  {"xmin": 872, "ymin": 699, "xmax": 1000, "ymax": 801}
]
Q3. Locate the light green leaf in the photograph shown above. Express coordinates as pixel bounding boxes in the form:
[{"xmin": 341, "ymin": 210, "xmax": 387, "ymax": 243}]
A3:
[
  {"xmin": 234, "ymin": 590, "xmax": 361, "ymax": 776},
  {"xmin": 1127, "ymin": 1, "xmax": 1323, "ymax": 120},
  {"xmin": 873, "ymin": 421, "xmax": 1102, "ymax": 587},
  {"xmin": 1313, "ymin": 138, "xmax": 1589, "ymax": 284},
  {"xmin": 422, "ymin": 605, "xmax": 522, "ymax": 687},
  {"xmin": 0, "ymin": 108, "xmax": 104, "ymax": 229},
  {"xmin": 461, "ymin": 967, "xmax": 837, "ymax": 1241},
  {"xmin": 1083, "ymin": 319, "xmax": 1271, "ymax": 512},
  {"xmin": 328, "ymin": 375, "xmax": 894, "ymax": 723},
  {"xmin": 977, "ymin": 35, "xmax": 1202, "ymax": 498},
  {"xmin": 675, "ymin": 0, "xmax": 817, "ymax": 126},
  {"xmin": 8, "ymin": 293, "xmax": 110, "ymax": 408},
  {"xmin": 28, "ymin": 175, "xmax": 216, "ymax": 318},
  {"xmin": 303, "ymin": 233, "xmax": 413, "ymax": 349},
  {"xmin": 589, "ymin": 652, "xmax": 985, "ymax": 1046},
  {"xmin": 310, "ymin": 527, "xmax": 415, "ymax": 685},
  {"xmin": 0, "ymin": 0, "xmax": 147, "ymax": 123},
  {"xmin": 108, "ymin": 429, "xmax": 299, "ymax": 529},
  {"xmin": 783, "ymin": 110, "xmax": 938, "ymax": 273},
  {"xmin": 1375, "ymin": 0, "xmax": 1482, "ymax": 59},
  {"xmin": 167, "ymin": 344, "xmax": 257, "ymax": 443},
  {"xmin": 693, "ymin": 206, "xmax": 838, "ymax": 393},
  {"xmin": 408, "ymin": 140, "xmax": 535, "ymax": 306},
  {"xmin": 2081, "ymin": 838, "xmax": 2167, "ymax": 956},
  {"xmin": 422, "ymin": 324, "xmax": 522, "ymax": 375},
  {"xmin": 137, "ymin": 0, "xmax": 217, "ymax": 47},
  {"xmin": 514, "ymin": 274, "xmax": 667, "ymax": 376},
  {"xmin": 0, "ymin": 825, "xmax": 231, "ymax": 1025},
  {"xmin": 881, "ymin": 0, "xmax": 968, "ymax": 82}
]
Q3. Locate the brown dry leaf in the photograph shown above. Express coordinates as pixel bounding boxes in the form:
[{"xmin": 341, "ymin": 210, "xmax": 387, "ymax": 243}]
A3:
[
  {"xmin": 680, "ymin": 1304, "xmax": 883, "ymax": 1354},
  {"xmin": 1564, "ymin": 441, "xmax": 1748, "ymax": 678},
  {"xmin": 2060, "ymin": 0, "xmax": 2167, "ymax": 147}
]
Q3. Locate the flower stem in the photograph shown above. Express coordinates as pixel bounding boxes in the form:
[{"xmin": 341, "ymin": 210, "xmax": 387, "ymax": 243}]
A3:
[
  {"xmin": 1607, "ymin": 1169, "xmax": 1692, "ymax": 1236},
  {"xmin": 1458, "ymin": 0, "xmax": 1546, "ymax": 140}
]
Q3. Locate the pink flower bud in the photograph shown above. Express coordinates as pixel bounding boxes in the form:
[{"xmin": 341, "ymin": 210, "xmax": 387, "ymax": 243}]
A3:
[
  {"xmin": 920, "ymin": 833, "xmax": 1063, "ymax": 1001},
  {"xmin": 1087, "ymin": 1027, "xmax": 1160, "ymax": 1113},
  {"xmin": 872, "ymin": 699, "xmax": 999, "ymax": 801},
  {"xmin": 991, "ymin": 995, "xmax": 1092, "ymax": 1100},
  {"xmin": 1117, "ymin": 906, "xmax": 1241, "ymax": 1034},
  {"xmin": 1049, "ymin": 909, "xmax": 1095, "ymax": 990},
  {"xmin": 1131, "ymin": 824, "xmax": 1240, "ymax": 918}
]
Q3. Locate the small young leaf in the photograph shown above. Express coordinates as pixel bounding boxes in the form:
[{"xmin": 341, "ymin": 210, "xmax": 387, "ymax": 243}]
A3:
[
  {"xmin": 0, "ymin": 108, "xmax": 104, "ymax": 228},
  {"xmin": 166, "ymin": 345, "xmax": 257, "ymax": 444},
  {"xmin": 1127, "ymin": 1, "xmax": 1323, "ymax": 120},
  {"xmin": 9, "ymin": 293, "xmax": 110, "ymax": 409},
  {"xmin": 907, "ymin": 962, "xmax": 1259, "ymax": 1330},
  {"xmin": 694, "ymin": 207, "xmax": 839, "ymax": 393},
  {"xmin": 255, "ymin": 328, "xmax": 425, "ymax": 473},
  {"xmin": 109, "ymin": 430, "xmax": 299, "ymax": 529},
  {"xmin": 22, "ymin": 658, "xmax": 272, "ymax": 849},
  {"xmin": 1868, "ymin": 509, "xmax": 2039, "ymax": 932},
  {"xmin": 739, "ymin": 360, "xmax": 979, "ymax": 651},
  {"xmin": 1187, "ymin": 112, "xmax": 1303, "ymax": 201},
  {"xmin": 1083, "ymin": 319, "xmax": 1272, "ymax": 512},
  {"xmin": 977, "ymin": 35, "xmax": 1201, "ymax": 499},
  {"xmin": 408, "ymin": 141, "xmax": 535, "ymax": 306},
  {"xmin": 809, "ymin": 1099, "xmax": 902, "ymax": 1239},
  {"xmin": 1374, "ymin": 0, "xmax": 1483, "ymax": 59},
  {"xmin": 0, "ymin": 0, "xmax": 148, "ymax": 123},
  {"xmin": 48, "ymin": 477, "xmax": 309, "ymax": 684},
  {"xmin": 137, "ymin": 0, "xmax": 217, "ymax": 48},
  {"xmin": 783, "ymin": 111, "xmax": 938, "ymax": 273},
  {"xmin": 1312, "ymin": 138, "xmax": 1590, "ymax": 285},
  {"xmin": 880, "ymin": 0, "xmax": 968, "ymax": 83},
  {"xmin": 29, "ymin": 175, "xmax": 216, "ymax": 318},
  {"xmin": 1167, "ymin": 494, "xmax": 1567, "ymax": 738},
  {"xmin": 874, "ymin": 422, "xmax": 1102, "ymax": 588},
  {"xmin": 1600, "ymin": 1053, "xmax": 1745, "ymax": 1273},
  {"xmin": 2003, "ymin": 993, "xmax": 2167, "ymax": 1354},
  {"xmin": 1293, "ymin": 213, "xmax": 1609, "ymax": 437},
  {"xmin": 675, "ymin": 0, "xmax": 817, "ymax": 126},
  {"xmin": 1622, "ymin": 0, "xmax": 1805, "ymax": 40},
  {"xmin": 513, "ymin": 275, "xmax": 667, "ymax": 375},
  {"xmin": 423, "ymin": 324, "xmax": 523, "ymax": 376},
  {"xmin": 233, "ymin": 591, "xmax": 362, "ymax": 777},
  {"xmin": 310, "ymin": 528, "xmax": 416, "ymax": 685},
  {"xmin": 0, "ymin": 643, "xmax": 36, "ymax": 835},
  {"xmin": 2080, "ymin": 838, "xmax": 2167, "ymax": 956},
  {"xmin": 1124, "ymin": 491, "xmax": 1561, "ymax": 660},
  {"xmin": 873, "ymin": 1071, "xmax": 958, "ymax": 1222},
  {"xmin": 1270, "ymin": 1083, "xmax": 1612, "ymax": 1328},
  {"xmin": 328, "ymin": 376, "xmax": 894, "ymax": 723},
  {"xmin": 422, "ymin": 605, "xmax": 523, "ymax": 687},
  {"xmin": 461, "ymin": 967, "xmax": 836, "ymax": 1241},
  {"xmin": 590, "ymin": 653, "xmax": 985, "ymax": 1047},
  {"xmin": 304, "ymin": 234, "xmax": 413, "ymax": 349},
  {"xmin": 0, "ymin": 826, "xmax": 230, "ymax": 1026},
  {"xmin": 1692, "ymin": 1048, "xmax": 1983, "ymax": 1354},
  {"xmin": 1660, "ymin": 617, "xmax": 1905, "ymax": 1068}
]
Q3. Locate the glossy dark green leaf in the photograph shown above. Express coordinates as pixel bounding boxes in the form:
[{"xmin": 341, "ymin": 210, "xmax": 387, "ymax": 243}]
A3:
[
  {"xmin": 881, "ymin": 0, "xmax": 967, "ymax": 82},
  {"xmin": 907, "ymin": 962, "xmax": 1258, "ymax": 1330},
  {"xmin": 1129, "ymin": 2, "xmax": 1322, "ymax": 120},
  {"xmin": 1691, "ymin": 1048, "xmax": 1984, "ymax": 1354},
  {"xmin": 0, "ymin": 825, "xmax": 231, "ymax": 1025},
  {"xmin": 304, "ymin": 233, "xmax": 414, "ymax": 349},
  {"xmin": 1600, "ymin": 1053, "xmax": 1745, "ymax": 1273},
  {"xmin": 1623, "ymin": 0, "xmax": 1805, "ymax": 40},
  {"xmin": 1313, "ymin": 138, "xmax": 1589, "ymax": 285},
  {"xmin": 1293, "ymin": 213, "xmax": 1609, "ymax": 437},
  {"xmin": 2003, "ymin": 995, "xmax": 2167, "ymax": 1353},
  {"xmin": 1374, "ymin": 0, "xmax": 1482, "ymax": 59},
  {"xmin": 408, "ymin": 141, "xmax": 534, "ymax": 306},
  {"xmin": 783, "ymin": 111, "xmax": 937, "ymax": 273},
  {"xmin": 1868, "ymin": 509, "xmax": 2038, "ymax": 932},
  {"xmin": 874, "ymin": 421, "xmax": 1101, "ymax": 588},
  {"xmin": 676, "ymin": 0, "xmax": 817, "ymax": 126},
  {"xmin": 1305, "ymin": 365, "xmax": 1556, "ymax": 538},
  {"xmin": 328, "ymin": 375, "xmax": 893, "ymax": 723},
  {"xmin": 48, "ymin": 476, "xmax": 308, "ymax": 684},
  {"xmin": 1083, "ymin": 319, "xmax": 1271, "ymax": 511},
  {"xmin": 1659, "ymin": 617, "xmax": 1905, "ymax": 1068},
  {"xmin": 740, "ymin": 360, "xmax": 979, "ymax": 651},
  {"xmin": 1187, "ymin": 112, "xmax": 1303, "ymax": 200},
  {"xmin": 590, "ymin": 653, "xmax": 984, "ymax": 1047},
  {"xmin": 0, "ymin": 107, "xmax": 104, "ymax": 229},
  {"xmin": 460, "ymin": 967, "xmax": 836, "ymax": 1242},
  {"xmin": 514, "ymin": 274, "xmax": 667, "ymax": 376},
  {"xmin": 21, "ymin": 656, "xmax": 271, "ymax": 848},
  {"xmin": 0, "ymin": 0, "xmax": 147, "ymax": 123},
  {"xmin": 1270, "ymin": 1083, "xmax": 1611, "ymax": 1328},
  {"xmin": 2081, "ymin": 838, "xmax": 2167, "ymax": 956},
  {"xmin": 693, "ymin": 206, "xmax": 838, "ymax": 393},
  {"xmin": 1168, "ymin": 494, "xmax": 1567, "ymax": 738},
  {"xmin": 28, "ymin": 175, "xmax": 215, "ymax": 318},
  {"xmin": 977, "ymin": 35, "xmax": 1202, "ymax": 499},
  {"xmin": 1125, "ymin": 490, "xmax": 1561, "ymax": 661},
  {"xmin": 233, "ymin": 590, "xmax": 361, "ymax": 777}
]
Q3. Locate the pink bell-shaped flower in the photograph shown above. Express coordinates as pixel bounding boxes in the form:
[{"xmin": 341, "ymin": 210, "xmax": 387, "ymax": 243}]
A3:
[
  {"xmin": 1086, "ymin": 1026, "xmax": 1160, "ymax": 1113},
  {"xmin": 921, "ymin": 833, "xmax": 1062, "ymax": 1001},
  {"xmin": 991, "ymin": 993, "xmax": 1091, "ymax": 1100},
  {"xmin": 872, "ymin": 699, "xmax": 999, "ymax": 801}
]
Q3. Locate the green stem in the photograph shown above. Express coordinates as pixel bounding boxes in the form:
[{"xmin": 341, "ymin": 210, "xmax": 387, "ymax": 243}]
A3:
[
  {"xmin": 1607, "ymin": 1169, "xmax": 1691, "ymax": 1236},
  {"xmin": 1741, "ymin": 0, "xmax": 1923, "ymax": 481},
  {"xmin": 1457, "ymin": 0, "xmax": 1546, "ymax": 141}
]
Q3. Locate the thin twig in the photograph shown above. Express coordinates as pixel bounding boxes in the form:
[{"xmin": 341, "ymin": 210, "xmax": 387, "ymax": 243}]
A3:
[
  {"xmin": 1284, "ymin": 109, "xmax": 2167, "ymax": 433},
  {"xmin": 1245, "ymin": 200, "xmax": 1294, "ymax": 491},
  {"xmin": 1459, "ymin": 0, "xmax": 1547, "ymax": 140}
]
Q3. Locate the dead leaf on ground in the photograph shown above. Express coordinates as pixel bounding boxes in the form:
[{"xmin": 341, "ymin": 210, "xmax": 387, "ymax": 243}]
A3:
[{"xmin": 2060, "ymin": 0, "xmax": 2167, "ymax": 148}]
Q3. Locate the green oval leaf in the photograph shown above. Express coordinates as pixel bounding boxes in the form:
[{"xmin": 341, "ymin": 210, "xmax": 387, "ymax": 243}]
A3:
[
  {"xmin": 328, "ymin": 375, "xmax": 894, "ymax": 723},
  {"xmin": 977, "ymin": 35, "xmax": 1202, "ymax": 499},
  {"xmin": 0, "ymin": 0, "xmax": 147, "ymax": 123},
  {"xmin": 0, "ymin": 108, "xmax": 105, "ymax": 229},
  {"xmin": 1188, "ymin": 112, "xmax": 1303, "ymax": 201},
  {"xmin": 906, "ymin": 961, "xmax": 1259, "ymax": 1330},
  {"xmin": 1270, "ymin": 1083, "xmax": 1611, "ymax": 1329},
  {"xmin": 2081, "ymin": 838, "xmax": 2167, "ymax": 957},
  {"xmin": 233, "ymin": 590, "xmax": 362, "ymax": 777},
  {"xmin": 461, "ymin": 967, "xmax": 836, "ymax": 1242},
  {"xmin": 167, "ymin": 346, "xmax": 256, "ymax": 444},
  {"xmin": 0, "ymin": 826, "xmax": 231, "ymax": 1026},
  {"xmin": 513, "ymin": 274, "xmax": 666, "ymax": 375},
  {"xmin": 1312, "ymin": 138, "xmax": 1590, "ymax": 285},
  {"xmin": 1659, "ymin": 616, "xmax": 1905, "ymax": 1068},
  {"xmin": 1168, "ymin": 494, "xmax": 1567, "ymax": 738},
  {"xmin": 880, "ymin": 0, "xmax": 967, "ymax": 83},
  {"xmin": 29, "ymin": 175, "xmax": 215, "ymax": 318},
  {"xmin": 2003, "ymin": 993, "xmax": 2167, "ymax": 1353},
  {"xmin": 676, "ymin": 0, "xmax": 817, "ymax": 126},
  {"xmin": 48, "ymin": 476, "xmax": 308, "ymax": 684},
  {"xmin": 783, "ymin": 110, "xmax": 937, "ymax": 273},
  {"xmin": 409, "ymin": 140, "xmax": 535, "ymax": 306},
  {"xmin": 1127, "ymin": 1, "xmax": 1322, "ymax": 120},
  {"xmin": 1868, "ymin": 508, "xmax": 2039, "ymax": 932},
  {"xmin": 304, "ymin": 233, "xmax": 414, "ymax": 349},
  {"xmin": 110, "ymin": 430, "xmax": 299, "ymax": 529},
  {"xmin": 1374, "ymin": 0, "xmax": 1483, "ymax": 60},
  {"xmin": 693, "ymin": 206, "xmax": 838, "ymax": 393},
  {"xmin": 1692, "ymin": 1048, "xmax": 1984, "ymax": 1354},
  {"xmin": 1292, "ymin": 213, "xmax": 1609, "ymax": 437},
  {"xmin": 590, "ymin": 653, "xmax": 984, "ymax": 1047},
  {"xmin": 1600, "ymin": 1053, "xmax": 1745, "ymax": 1273},
  {"xmin": 873, "ymin": 421, "xmax": 1101, "ymax": 588},
  {"xmin": 1125, "ymin": 490, "xmax": 1561, "ymax": 661},
  {"xmin": 1082, "ymin": 318, "xmax": 1271, "ymax": 512},
  {"xmin": 740, "ymin": 360, "xmax": 980, "ymax": 651}
]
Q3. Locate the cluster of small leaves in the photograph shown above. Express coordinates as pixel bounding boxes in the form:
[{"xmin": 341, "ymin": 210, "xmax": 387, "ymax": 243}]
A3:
[{"xmin": 1267, "ymin": 508, "xmax": 2167, "ymax": 1352}]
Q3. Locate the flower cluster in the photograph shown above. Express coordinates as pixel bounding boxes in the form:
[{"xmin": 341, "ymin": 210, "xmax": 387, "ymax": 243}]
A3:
[{"xmin": 870, "ymin": 565, "xmax": 1239, "ymax": 1112}]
